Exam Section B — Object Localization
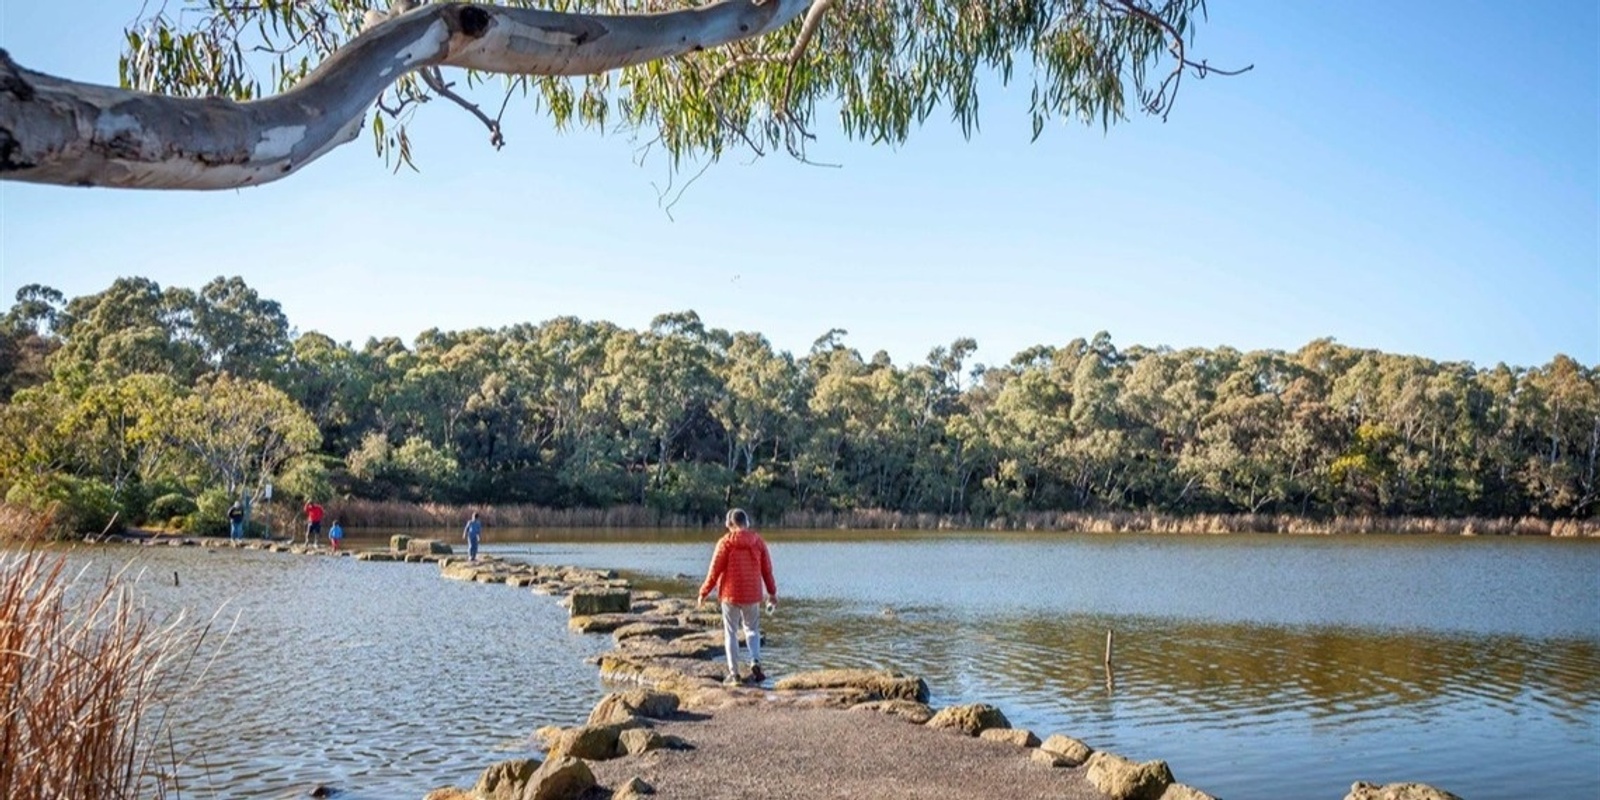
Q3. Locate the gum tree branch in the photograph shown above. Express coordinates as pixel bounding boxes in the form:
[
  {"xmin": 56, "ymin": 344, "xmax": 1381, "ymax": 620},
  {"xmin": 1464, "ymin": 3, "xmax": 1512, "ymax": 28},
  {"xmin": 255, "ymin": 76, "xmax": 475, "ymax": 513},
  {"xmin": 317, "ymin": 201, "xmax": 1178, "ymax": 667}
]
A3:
[{"xmin": 0, "ymin": 0, "xmax": 812, "ymax": 190}]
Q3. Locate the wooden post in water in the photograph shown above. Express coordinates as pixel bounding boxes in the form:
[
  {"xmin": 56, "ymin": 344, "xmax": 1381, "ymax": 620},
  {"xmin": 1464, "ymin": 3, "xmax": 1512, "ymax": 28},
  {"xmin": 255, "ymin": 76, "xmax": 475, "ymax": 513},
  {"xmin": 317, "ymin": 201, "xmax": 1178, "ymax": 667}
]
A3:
[
  {"xmin": 1103, "ymin": 629, "xmax": 1115, "ymax": 692},
  {"xmin": 173, "ymin": 571, "xmax": 180, "ymax": 587}
]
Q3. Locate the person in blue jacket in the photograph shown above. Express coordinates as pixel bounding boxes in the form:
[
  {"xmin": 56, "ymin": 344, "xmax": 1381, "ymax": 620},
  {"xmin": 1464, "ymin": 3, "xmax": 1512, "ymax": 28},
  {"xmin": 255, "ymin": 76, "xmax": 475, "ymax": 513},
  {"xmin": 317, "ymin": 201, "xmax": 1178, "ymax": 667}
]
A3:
[{"xmin": 463, "ymin": 511, "xmax": 483, "ymax": 561}]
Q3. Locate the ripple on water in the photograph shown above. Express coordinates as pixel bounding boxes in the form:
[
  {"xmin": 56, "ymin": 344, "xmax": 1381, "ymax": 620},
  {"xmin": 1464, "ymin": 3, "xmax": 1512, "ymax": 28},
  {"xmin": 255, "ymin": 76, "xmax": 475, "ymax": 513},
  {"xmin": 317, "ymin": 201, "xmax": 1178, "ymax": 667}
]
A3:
[
  {"xmin": 34, "ymin": 533, "xmax": 1600, "ymax": 800},
  {"xmin": 52, "ymin": 546, "xmax": 613, "ymax": 800}
]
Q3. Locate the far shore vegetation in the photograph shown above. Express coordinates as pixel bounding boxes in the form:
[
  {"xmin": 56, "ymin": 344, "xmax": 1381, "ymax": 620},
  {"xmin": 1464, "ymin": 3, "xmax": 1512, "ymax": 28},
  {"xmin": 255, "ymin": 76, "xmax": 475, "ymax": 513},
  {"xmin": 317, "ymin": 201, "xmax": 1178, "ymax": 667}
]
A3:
[{"xmin": 1, "ymin": 277, "xmax": 1595, "ymax": 542}]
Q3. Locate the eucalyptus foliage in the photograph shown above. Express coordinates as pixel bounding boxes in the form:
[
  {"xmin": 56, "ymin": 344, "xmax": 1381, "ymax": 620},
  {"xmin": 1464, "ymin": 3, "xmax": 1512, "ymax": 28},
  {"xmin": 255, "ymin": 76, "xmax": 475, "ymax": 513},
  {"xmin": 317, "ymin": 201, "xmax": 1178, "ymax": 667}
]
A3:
[
  {"xmin": 117, "ymin": 0, "xmax": 1217, "ymax": 169},
  {"xmin": 2, "ymin": 278, "xmax": 1596, "ymax": 532}
]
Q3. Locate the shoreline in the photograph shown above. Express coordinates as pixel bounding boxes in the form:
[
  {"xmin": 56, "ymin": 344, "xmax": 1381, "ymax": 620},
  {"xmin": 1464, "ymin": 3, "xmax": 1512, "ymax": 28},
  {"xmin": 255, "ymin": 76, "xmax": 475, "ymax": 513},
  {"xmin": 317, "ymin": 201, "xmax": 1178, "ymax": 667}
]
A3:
[
  {"xmin": 105, "ymin": 534, "xmax": 1464, "ymax": 800},
  {"xmin": 142, "ymin": 502, "xmax": 1600, "ymax": 538},
  {"xmin": 77, "ymin": 513, "xmax": 1600, "ymax": 554},
  {"xmin": 334, "ymin": 501, "xmax": 1600, "ymax": 538}
]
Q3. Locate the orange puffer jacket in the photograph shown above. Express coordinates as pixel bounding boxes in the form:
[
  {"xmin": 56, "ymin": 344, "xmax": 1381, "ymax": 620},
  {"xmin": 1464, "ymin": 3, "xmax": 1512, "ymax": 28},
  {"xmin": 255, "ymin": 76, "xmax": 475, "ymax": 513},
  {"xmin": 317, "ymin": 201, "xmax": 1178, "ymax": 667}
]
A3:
[{"xmin": 698, "ymin": 530, "xmax": 776, "ymax": 606}]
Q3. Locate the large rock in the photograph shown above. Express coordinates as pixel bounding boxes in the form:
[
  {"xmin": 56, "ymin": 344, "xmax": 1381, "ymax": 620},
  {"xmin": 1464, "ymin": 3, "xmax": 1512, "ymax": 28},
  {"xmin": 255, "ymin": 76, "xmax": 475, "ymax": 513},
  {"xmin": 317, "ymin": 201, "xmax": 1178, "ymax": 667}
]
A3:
[
  {"xmin": 979, "ymin": 727, "xmax": 1040, "ymax": 747},
  {"xmin": 440, "ymin": 562, "xmax": 482, "ymax": 581},
  {"xmin": 597, "ymin": 652, "xmax": 726, "ymax": 688},
  {"xmin": 1345, "ymin": 782, "xmax": 1464, "ymax": 800},
  {"xmin": 1031, "ymin": 749, "xmax": 1075, "ymax": 768},
  {"xmin": 1085, "ymin": 751, "xmax": 1175, "ymax": 800},
  {"xmin": 773, "ymin": 669, "xmax": 930, "ymax": 703},
  {"xmin": 405, "ymin": 538, "xmax": 453, "ymax": 556},
  {"xmin": 1160, "ymin": 783, "xmax": 1219, "ymax": 800},
  {"xmin": 587, "ymin": 689, "xmax": 681, "ymax": 726},
  {"xmin": 566, "ymin": 613, "xmax": 631, "ymax": 633},
  {"xmin": 533, "ymin": 726, "xmax": 563, "ymax": 750},
  {"xmin": 615, "ymin": 776, "xmax": 655, "ymax": 799},
  {"xmin": 422, "ymin": 789, "xmax": 472, "ymax": 800},
  {"xmin": 926, "ymin": 703, "xmax": 1010, "ymax": 736},
  {"xmin": 615, "ymin": 633, "xmax": 724, "ymax": 660},
  {"xmin": 570, "ymin": 588, "xmax": 633, "ymax": 617},
  {"xmin": 1040, "ymin": 734, "xmax": 1094, "ymax": 766},
  {"xmin": 618, "ymin": 727, "xmax": 676, "ymax": 756},
  {"xmin": 389, "ymin": 534, "xmax": 411, "ymax": 553},
  {"xmin": 522, "ymin": 756, "xmax": 596, "ymax": 800},
  {"xmin": 472, "ymin": 758, "xmax": 542, "ymax": 800},
  {"xmin": 613, "ymin": 622, "xmax": 702, "ymax": 643},
  {"xmin": 848, "ymin": 699, "xmax": 935, "ymax": 724},
  {"xmin": 547, "ymin": 722, "xmax": 636, "ymax": 761}
]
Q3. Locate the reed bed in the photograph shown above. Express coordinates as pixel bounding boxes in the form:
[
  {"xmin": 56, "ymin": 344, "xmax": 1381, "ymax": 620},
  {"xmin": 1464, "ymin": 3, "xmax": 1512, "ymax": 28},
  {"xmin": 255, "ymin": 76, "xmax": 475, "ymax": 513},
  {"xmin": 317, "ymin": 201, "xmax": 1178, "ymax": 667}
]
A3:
[
  {"xmin": 778, "ymin": 509, "xmax": 1600, "ymax": 537},
  {"xmin": 327, "ymin": 499, "xmax": 708, "ymax": 530},
  {"xmin": 0, "ymin": 503, "xmax": 53, "ymax": 542},
  {"xmin": 317, "ymin": 499, "xmax": 1598, "ymax": 537},
  {"xmin": 0, "ymin": 545, "xmax": 205, "ymax": 800}
]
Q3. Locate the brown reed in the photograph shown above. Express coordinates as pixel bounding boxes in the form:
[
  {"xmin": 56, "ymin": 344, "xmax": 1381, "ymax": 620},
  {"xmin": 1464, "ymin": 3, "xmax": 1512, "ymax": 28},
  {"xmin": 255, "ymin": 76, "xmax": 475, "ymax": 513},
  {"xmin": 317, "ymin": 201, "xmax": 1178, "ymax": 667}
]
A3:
[
  {"xmin": 0, "ymin": 503, "xmax": 53, "ymax": 542},
  {"xmin": 325, "ymin": 498, "xmax": 706, "ymax": 530},
  {"xmin": 773, "ymin": 508, "xmax": 1599, "ymax": 537},
  {"xmin": 257, "ymin": 497, "xmax": 1600, "ymax": 537},
  {"xmin": 0, "ymin": 543, "xmax": 204, "ymax": 800}
]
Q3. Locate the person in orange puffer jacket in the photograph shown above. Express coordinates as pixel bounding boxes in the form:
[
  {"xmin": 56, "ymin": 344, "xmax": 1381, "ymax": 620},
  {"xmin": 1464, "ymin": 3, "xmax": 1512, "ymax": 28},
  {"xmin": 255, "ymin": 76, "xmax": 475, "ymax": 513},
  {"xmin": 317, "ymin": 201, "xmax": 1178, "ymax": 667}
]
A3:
[{"xmin": 698, "ymin": 508, "xmax": 778, "ymax": 685}]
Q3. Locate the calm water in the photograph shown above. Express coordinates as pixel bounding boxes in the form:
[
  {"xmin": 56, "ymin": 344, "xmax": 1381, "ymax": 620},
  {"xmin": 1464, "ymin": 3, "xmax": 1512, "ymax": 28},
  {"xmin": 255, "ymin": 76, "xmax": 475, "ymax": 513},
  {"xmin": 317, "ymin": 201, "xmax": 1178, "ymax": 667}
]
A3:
[{"xmin": 31, "ymin": 531, "xmax": 1600, "ymax": 800}]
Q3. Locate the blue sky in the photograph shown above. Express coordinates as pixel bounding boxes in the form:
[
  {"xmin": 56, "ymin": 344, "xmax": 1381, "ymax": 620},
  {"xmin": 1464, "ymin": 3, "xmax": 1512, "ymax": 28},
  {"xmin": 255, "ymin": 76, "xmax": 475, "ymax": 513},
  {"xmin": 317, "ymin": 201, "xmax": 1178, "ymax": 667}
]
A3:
[{"xmin": 1, "ymin": 0, "xmax": 1595, "ymax": 370}]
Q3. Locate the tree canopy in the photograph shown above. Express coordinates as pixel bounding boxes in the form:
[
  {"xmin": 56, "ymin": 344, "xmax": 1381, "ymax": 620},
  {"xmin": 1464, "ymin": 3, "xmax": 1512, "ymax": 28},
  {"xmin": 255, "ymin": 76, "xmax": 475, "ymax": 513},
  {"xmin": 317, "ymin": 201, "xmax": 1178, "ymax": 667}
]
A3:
[
  {"xmin": 1, "ymin": 0, "xmax": 1240, "ymax": 189},
  {"xmin": 3, "ymin": 277, "xmax": 1596, "ymax": 536}
]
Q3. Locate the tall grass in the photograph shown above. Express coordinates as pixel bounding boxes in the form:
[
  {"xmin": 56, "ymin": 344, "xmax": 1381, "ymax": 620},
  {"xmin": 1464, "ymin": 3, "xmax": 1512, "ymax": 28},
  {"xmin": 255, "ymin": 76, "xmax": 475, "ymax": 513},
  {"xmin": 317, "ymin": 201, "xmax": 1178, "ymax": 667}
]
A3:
[
  {"xmin": 777, "ymin": 508, "xmax": 1600, "ymax": 537},
  {"xmin": 0, "ymin": 503, "xmax": 52, "ymax": 542},
  {"xmin": 0, "ymin": 541, "xmax": 206, "ymax": 800},
  {"xmin": 328, "ymin": 499, "xmax": 706, "ymax": 530},
  {"xmin": 319, "ymin": 499, "xmax": 1599, "ymax": 537}
]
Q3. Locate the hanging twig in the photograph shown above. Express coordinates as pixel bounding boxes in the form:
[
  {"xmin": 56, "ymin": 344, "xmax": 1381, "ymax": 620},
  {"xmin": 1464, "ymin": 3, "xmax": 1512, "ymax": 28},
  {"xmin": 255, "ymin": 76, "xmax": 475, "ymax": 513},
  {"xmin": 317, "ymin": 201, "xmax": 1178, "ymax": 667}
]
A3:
[{"xmin": 419, "ymin": 67, "xmax": 506, "ymax": 149}]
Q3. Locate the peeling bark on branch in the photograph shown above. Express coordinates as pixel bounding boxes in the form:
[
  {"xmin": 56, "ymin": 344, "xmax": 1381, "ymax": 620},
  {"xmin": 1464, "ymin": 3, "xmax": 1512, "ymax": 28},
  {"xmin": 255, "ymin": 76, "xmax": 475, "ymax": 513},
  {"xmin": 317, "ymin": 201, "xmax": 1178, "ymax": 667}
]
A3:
[{"xmin": 0, "ymin": 0, "xmax": 812, "ymax": 190}]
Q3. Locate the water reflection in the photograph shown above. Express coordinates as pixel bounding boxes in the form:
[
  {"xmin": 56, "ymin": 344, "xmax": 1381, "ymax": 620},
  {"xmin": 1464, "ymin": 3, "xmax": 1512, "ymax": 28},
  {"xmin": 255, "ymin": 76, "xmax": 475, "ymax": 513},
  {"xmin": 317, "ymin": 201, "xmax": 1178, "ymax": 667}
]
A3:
[
  {"xmin": 25, "ymin": 531, "xmax": 1600, "ymax": 800},
  {"xmin": 484, "ymin": 529, "xmax": 1600, "ymax": 800}
]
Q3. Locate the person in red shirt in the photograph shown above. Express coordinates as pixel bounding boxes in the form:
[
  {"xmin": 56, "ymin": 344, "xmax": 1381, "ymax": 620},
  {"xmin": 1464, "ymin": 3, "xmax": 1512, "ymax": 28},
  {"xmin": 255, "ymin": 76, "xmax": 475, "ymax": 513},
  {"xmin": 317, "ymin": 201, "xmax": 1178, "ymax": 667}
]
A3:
[
  {"xmin": 698, "ymin": 508, "xmax": 778, "ymax": 685},
  {"xmin": 303, "ymin": 500, "xmax": 324, "ymax": 547}
]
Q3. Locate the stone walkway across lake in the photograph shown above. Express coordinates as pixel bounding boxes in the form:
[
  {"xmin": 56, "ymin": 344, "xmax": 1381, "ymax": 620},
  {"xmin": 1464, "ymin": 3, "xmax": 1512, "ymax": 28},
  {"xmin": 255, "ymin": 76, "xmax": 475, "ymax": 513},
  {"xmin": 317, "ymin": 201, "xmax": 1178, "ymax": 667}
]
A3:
[{"xmin": 131, "ymin": 534, "xmax": 1462, "ymax": 800}]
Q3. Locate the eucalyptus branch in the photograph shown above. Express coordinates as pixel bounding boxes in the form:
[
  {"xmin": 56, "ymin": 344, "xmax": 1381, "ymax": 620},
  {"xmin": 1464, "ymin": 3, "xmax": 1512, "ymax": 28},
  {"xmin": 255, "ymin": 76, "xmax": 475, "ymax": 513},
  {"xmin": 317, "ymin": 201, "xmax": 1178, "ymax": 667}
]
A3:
[
  {"xmin": 3, "ymin": 0, "xmax": 815, "ymax": 189},
  {"xmin": 777, "ymin": 0, "xmax": 835, "ymax": 118},
  {"xmin": 1102, "ymin": 0, "xmax": 1251, "ymax": 120},
  {"xmin": 419, "ymin": 66, "xmax": 505, "ymax": 149}
]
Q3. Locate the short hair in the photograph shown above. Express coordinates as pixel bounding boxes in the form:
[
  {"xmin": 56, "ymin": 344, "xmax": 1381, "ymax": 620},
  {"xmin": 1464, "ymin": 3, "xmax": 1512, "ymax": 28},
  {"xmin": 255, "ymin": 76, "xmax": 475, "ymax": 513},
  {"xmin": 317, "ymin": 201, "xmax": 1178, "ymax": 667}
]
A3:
[{"xmin": 725, "ymin": 508, "xmax": 750, "ymax": 528}]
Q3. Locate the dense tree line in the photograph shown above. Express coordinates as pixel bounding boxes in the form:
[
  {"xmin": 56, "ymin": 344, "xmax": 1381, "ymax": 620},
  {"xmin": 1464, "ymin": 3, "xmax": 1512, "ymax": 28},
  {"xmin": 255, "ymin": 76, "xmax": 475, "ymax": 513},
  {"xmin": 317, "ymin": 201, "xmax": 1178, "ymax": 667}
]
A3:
[{"xmin": 1, "ymin": 277, "xmax": 1595, "ymax": 534}]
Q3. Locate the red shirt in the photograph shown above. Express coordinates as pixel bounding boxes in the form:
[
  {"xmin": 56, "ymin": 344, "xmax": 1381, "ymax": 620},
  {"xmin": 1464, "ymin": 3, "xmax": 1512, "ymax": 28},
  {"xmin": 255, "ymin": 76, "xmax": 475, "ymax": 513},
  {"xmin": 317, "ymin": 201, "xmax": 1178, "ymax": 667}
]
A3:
[
  {"xmin": 698, "ymin": 529, "xmax": 776, "ymax": 606},
  {"xmin": 305, "ymin": 503, "xmax": 324, "ymax": 523}
]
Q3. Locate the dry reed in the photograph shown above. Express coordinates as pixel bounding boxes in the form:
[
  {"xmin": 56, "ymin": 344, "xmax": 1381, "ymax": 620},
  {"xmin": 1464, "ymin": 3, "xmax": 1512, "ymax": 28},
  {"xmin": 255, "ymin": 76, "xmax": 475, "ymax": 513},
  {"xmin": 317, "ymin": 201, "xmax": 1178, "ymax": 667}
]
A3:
[
  {"xmin": 327, "ymin": 499, "xmax": 706, "ymax": 530},
  {"xmin": 0, "ymin": 503, "xmax": 52, "ymax": 542},
  {"xmin": 270, "ymin": 498, "xmax": 1600, "ymax": 537},
  {"xmin": 0, "ymin": 543, "xmax": 205, "ymax": 800},
  {"xmin": 774, "ymin": 508, "xmax": 1600, "ymax": 537}
]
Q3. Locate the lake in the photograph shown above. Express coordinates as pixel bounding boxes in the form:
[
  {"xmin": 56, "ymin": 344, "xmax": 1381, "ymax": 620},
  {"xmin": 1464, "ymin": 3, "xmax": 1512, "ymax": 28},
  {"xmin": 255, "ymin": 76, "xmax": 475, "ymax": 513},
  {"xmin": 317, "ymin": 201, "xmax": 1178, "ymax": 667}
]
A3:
[{"xmin": 28, "ymin": 530, "xmax": 1600, "ymax": 799}]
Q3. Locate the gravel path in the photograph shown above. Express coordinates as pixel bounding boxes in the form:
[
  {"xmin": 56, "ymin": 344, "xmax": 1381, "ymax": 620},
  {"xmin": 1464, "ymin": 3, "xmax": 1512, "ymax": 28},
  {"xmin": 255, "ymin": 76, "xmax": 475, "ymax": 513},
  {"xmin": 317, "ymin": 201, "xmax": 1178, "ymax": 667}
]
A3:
[{"xmin": 583, "ymin": 701, "xmax": 1109, "ymax": 800}]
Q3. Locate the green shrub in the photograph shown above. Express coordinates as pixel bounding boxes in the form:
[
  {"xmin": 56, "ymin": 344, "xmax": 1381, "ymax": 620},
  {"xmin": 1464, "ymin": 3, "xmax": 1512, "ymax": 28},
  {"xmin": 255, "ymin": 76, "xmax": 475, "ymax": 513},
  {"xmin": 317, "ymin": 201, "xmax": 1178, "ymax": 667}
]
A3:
[
  {"xmin": 147, "ymin": 493, "xmax": 197, "ymax": 524},
  {"xmin": 4, "ymin": 476, "xmax": 124, "ymax": 538},
  {"xmin": 278, "ymin": 457, "xmax": 334, "ymax": 506},
  {"xmin": 190, "ymin": 488, "xmax": 234, "ymax": 536},
  {"xmin": 117, "ymin": 478, "xmax": 188, "ymax": 526}
]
